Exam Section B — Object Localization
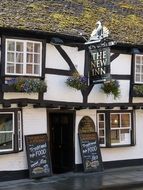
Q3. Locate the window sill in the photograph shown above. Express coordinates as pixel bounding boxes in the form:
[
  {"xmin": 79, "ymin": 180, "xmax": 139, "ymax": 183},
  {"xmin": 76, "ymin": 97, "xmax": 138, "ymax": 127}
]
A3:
[{"xmin": 100, "ymin": 145, "xmax": 134, "ymax": 148}]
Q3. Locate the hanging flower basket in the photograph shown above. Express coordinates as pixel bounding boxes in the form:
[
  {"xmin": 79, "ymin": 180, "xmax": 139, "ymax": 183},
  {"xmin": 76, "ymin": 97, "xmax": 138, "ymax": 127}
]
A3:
[
  {"xmin": 66, "ymin": 72, "xmax": 88, "ymax": 91},
  {"xmin": 6, "ymin": 78, "xmax": 47, "ymax": 93},
  {"xmin": 100, "ymin": 80, "xmax": 120, "ymax": 99}
]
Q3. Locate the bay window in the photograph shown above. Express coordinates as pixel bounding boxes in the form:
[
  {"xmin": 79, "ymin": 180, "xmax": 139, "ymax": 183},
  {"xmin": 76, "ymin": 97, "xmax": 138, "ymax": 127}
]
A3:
[
  {"xmin": 97, "ymin": 111, "xmax": 134, "ymax": 147},
  {"xmin": 5, "ymin": 39, "xmax": 42, "ymax": 76},
  {"xmin": 0, "ymin": 110, "xmax": 23, "ymax": 154}
]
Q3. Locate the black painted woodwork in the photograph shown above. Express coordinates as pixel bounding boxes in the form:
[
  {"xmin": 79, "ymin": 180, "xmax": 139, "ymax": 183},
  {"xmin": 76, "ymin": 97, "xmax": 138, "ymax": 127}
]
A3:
[{"xmin": 49, "ymin": 112, "xmax": 74, "ymax": 174}]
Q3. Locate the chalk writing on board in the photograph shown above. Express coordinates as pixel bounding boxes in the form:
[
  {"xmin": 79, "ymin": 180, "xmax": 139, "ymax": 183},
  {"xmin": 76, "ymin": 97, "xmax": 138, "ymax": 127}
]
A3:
[
  {"xmin": 79, "ymin": 132, "xmax": 103, "ymax": 172},
  {"xmin": 25, "ymin": 134, "xmax": 52, "ymax": 178}
]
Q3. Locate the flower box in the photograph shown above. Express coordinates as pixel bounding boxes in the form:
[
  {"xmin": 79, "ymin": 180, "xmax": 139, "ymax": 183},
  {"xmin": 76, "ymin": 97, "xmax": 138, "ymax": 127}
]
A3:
[{"xmin": 3, "ymin": 78, "xmax": 47, "ymax": 93}]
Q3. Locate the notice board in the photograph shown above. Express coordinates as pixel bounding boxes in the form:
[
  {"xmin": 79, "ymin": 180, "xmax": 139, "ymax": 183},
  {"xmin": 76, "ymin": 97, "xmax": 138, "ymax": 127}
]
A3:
[
  {"xmin": 79, "ymin": 132, "xmax": 103, "ymax": 172},
  {"xmin": 25, "ymin": 134, "xmax": 52, "ymax": 178}
]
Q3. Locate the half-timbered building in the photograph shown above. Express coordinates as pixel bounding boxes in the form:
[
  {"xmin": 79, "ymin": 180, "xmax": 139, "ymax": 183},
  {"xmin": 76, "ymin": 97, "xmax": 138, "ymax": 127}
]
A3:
[{"xmin": 0, "ymin": 0, "xmax": 143, "ymax": 180}]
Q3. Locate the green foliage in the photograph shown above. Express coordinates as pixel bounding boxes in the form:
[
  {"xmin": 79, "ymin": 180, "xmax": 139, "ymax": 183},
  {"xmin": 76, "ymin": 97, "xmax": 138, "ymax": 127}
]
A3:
[
  {"xmin": 101, "ymin": 80, "xmax": 120, "ymax": 99},
  {"xmin": 133, "ymin": 85, "xmax": 143, "ymax": 96},
  {"xmin": 66, "ymin": 72, "xmax": 88, "ymax": 91}
]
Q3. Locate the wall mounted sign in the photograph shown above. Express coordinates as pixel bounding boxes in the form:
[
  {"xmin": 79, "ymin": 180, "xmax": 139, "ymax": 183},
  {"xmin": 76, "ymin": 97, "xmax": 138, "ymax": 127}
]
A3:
[
  {"xmin": 90, "ymin": 47, "xmax": 110, "ymax": 84},
  {"xmin": 79, "ymin": 132, "xmax": 103, "ymax": 172},
  {"xmin": 25, "ymin": 134, "xmax": 52, "ymax": 179},
  {"xmin": 78, "ymin": 116, "xmax": 95, "ymax": 134}
]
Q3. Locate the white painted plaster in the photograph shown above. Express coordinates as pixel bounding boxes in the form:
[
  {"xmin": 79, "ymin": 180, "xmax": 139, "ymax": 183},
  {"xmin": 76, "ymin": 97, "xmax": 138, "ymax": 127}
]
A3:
[
  {"xmin": 75, "ymin": 109, "xmax": 143, "ymax": 164},
  {"xmin": 44, "ymin": 74, "xmax": 83, "ymax": 102},
  {"xmin": 46, "ymin": 44, "xmax": 85, "ymax": 74},
  {"xmin": 88, "ymin": 80, "xmax": 130, "ymax": 103},
  {"xmin": 0, "ymin": 108, "xmax": 47, "ymax": 171},
  {"xmin": 111, "ymin": 54, "xmax": 131, "ymax": 75}
]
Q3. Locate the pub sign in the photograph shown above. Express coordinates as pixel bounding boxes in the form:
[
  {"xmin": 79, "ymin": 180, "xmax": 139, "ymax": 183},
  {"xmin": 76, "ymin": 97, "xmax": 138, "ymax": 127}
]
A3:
[{"xmin": 90, "ymin": 47, "xmax": 110, "ymax": 84}]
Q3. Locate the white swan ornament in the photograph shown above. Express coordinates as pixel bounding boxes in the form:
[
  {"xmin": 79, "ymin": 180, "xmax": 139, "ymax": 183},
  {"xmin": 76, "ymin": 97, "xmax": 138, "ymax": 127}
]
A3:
[{"xmin": 85, "ymin": 21, "xmax": 109, "ymax": 45}]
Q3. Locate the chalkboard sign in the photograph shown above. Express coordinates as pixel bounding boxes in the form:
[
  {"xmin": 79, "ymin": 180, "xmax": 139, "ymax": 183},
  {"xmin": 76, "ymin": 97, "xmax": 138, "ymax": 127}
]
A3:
[
  {"xmin": 25, "ymin": 134, "xmax": 52, "ymax": 178},
  {"xmin": 79, "ymin": 132, "xmax": 103, "ymax": 172}
]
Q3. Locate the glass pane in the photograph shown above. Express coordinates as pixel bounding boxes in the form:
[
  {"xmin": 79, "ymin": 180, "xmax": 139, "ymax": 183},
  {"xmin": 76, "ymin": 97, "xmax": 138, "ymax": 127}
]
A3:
[
  {"xmin": 34, "ymin": 43, "xmax": 40, "ymax": 53},
  {"xmin": 7, "ymin": 41, "xmax": 15, "ymax": 51},
  {"xmin": 0, "ymin": 133, "xmax": 12, "ymax": 150},
  {"xmin": 135, "ymin": 74, "xmax": 140, "ymax": 82},
  {"xmin": 99, "ymin": 138, "xmax": 104, "ymax": 144},
  {"xmin": 99, "ymin": 114, "xmax": 104, "ymax": 121},
  {"xmin": 99, "ymin": 130, "xmax": 104, "ymax": 136},
  {"xmin": 26, "ymin": 64, "xmax": 33, "ymax": 74},
  {"xmin": 120, "ymin": 129, "xmax": 130, "ymax": 143},
  {"xmin": 99, "ymin": 122, "xmax": 104, "ymax": 129},
  {"xmin": 34, "ymin": 65, "xmax": 40, "ymax": 74},
  {"xmin": 121, "ymin": 114, "xmax": 130, "ymax": 127},
  {"xmin": 111, "ymin": 114, "xmax": 120, "ymax": 128},
  {"xmin": 111, "ymin": 130, "xmax": 119, "ymax": 143},
  {"xmin": 141, "ymin": 66, "xmax": 143, "ymax": 73},
  {"xmin": 141, "ymin": 75, "xmax": 143, "ymax": 82},
  {"xmin": 27, "ymin": 42, "xmax": 33, "ymax": 52},
  {"xmin": 136, "ymin": 65, "xmax": 140, "ymax": 72},
  {"xmin": 16, "ymin": 42, "xmax": 23, "ymax": 51},
  {"xmin": 7, "ymin": 63, "xmax": 14, "ymax": 73},
  {"xmin": 34, "ymin": 54, "xmax": 40, "ymax": 63},
  {"xmin": 7, "ymin": 52, "xmax": 14, "ymax": 62},
  {"xmin": 27, "ymin": 54, "xmax": 33, "ymax": 63},
  {"xmin": 16, "ymin": 53, "xmax": 23, "ymax": 63},
  {"xmin": 16, "ymin": 64, "xmax": 23, "ymax": 74},
  {"xmin": 136, "ymin": 56, "xmax": 141, "ymax": 64},
  {"xmin": 0, "ymin": 114, "xmax": 13, "ymax": 131}
]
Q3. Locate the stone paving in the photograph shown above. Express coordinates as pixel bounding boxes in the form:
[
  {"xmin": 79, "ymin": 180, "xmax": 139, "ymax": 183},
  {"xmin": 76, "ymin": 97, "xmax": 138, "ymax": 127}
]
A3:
[{"xmin": 0, "ymin": 166, "xmax": 143, "ymax": 190}]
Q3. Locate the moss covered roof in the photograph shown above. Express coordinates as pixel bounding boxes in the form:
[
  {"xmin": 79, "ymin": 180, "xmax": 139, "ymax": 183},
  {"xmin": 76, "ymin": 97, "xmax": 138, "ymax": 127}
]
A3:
[{"xmin": 0, "ymin": 0, "xmax": 143, "ymax": 45}]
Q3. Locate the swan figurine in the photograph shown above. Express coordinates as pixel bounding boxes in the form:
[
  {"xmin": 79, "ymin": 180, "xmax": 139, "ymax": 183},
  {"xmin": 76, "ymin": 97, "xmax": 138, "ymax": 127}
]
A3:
[{"xmin": 85, "ymin": 21, "xmax": 109, "ymax": 45}]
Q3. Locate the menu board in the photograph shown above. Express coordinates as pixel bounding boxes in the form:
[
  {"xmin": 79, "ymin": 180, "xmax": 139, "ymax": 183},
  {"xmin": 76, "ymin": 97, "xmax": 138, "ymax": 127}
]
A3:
[
  {"xmin": 25, "ymin": 134, "xmax": 52, "ymax": 178},
  {"xmin": 79, "ymin": 132, "xmax": 103, "ymax": 172}
]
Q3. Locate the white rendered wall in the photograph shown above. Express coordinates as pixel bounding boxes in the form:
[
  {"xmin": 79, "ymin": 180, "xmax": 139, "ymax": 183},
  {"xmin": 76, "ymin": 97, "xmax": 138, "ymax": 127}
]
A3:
[
  {"xmin": 88, "ymin": 53, "xmax": 131, "ymax": 103},
  {"xmin": 88, "ymin": 80, "xmax": 130, "ymax": 103},
  {"xmin": 111, "ymin": 54, "xmax": 131, "ymax": 75},
  {"xmin": 75, "ymin": 109, "xmax": 143, "ymax": 164},
  {"xmin": 0, "ymin": 107, "xmax": 47, "ymax": 171},
  {"xmin": 46, "ymin": 44, "xmax": 85, "ymax": 75},
  {"xmin": 44, "ymin": 74, "xmax": 83, "ymax": 102},
  {"xmin": 44, "ymin": 44, "xmax": 85, "ymax": 102}
]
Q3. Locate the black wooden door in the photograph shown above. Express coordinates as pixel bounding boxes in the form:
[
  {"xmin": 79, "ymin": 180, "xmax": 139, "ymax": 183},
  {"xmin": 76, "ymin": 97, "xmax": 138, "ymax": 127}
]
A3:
[{"xmin": 49, "ymin": 112, "xmax": 74, "ymax": 173}]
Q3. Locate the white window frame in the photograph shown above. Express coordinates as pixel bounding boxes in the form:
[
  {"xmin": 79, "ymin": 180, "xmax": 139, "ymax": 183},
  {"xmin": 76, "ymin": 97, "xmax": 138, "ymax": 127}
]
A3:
[
  {"xmin": 134, "ymin": 54, "xmax": 143, "ymax": 83},
  {"xmin": 18, "ymin": 111, "xmax": 22, "ymax": 151},
  {"xmin": 5, "ymin": 39, "xmax": 42, "ymax": 76},
  {"xmin": 97, "ymin": 113, "xmax": 106, "ymax": 147},
  {"xmin": 97, "ymin": 111, "xmax": 133, "ymax": 147},
  {"xmin": 0, "ymin": 112, "xmax": 14, "ymax": 152},
  {"xmin": 110, "ymin": 113, "xmax": 131, "ymax": 146}
]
